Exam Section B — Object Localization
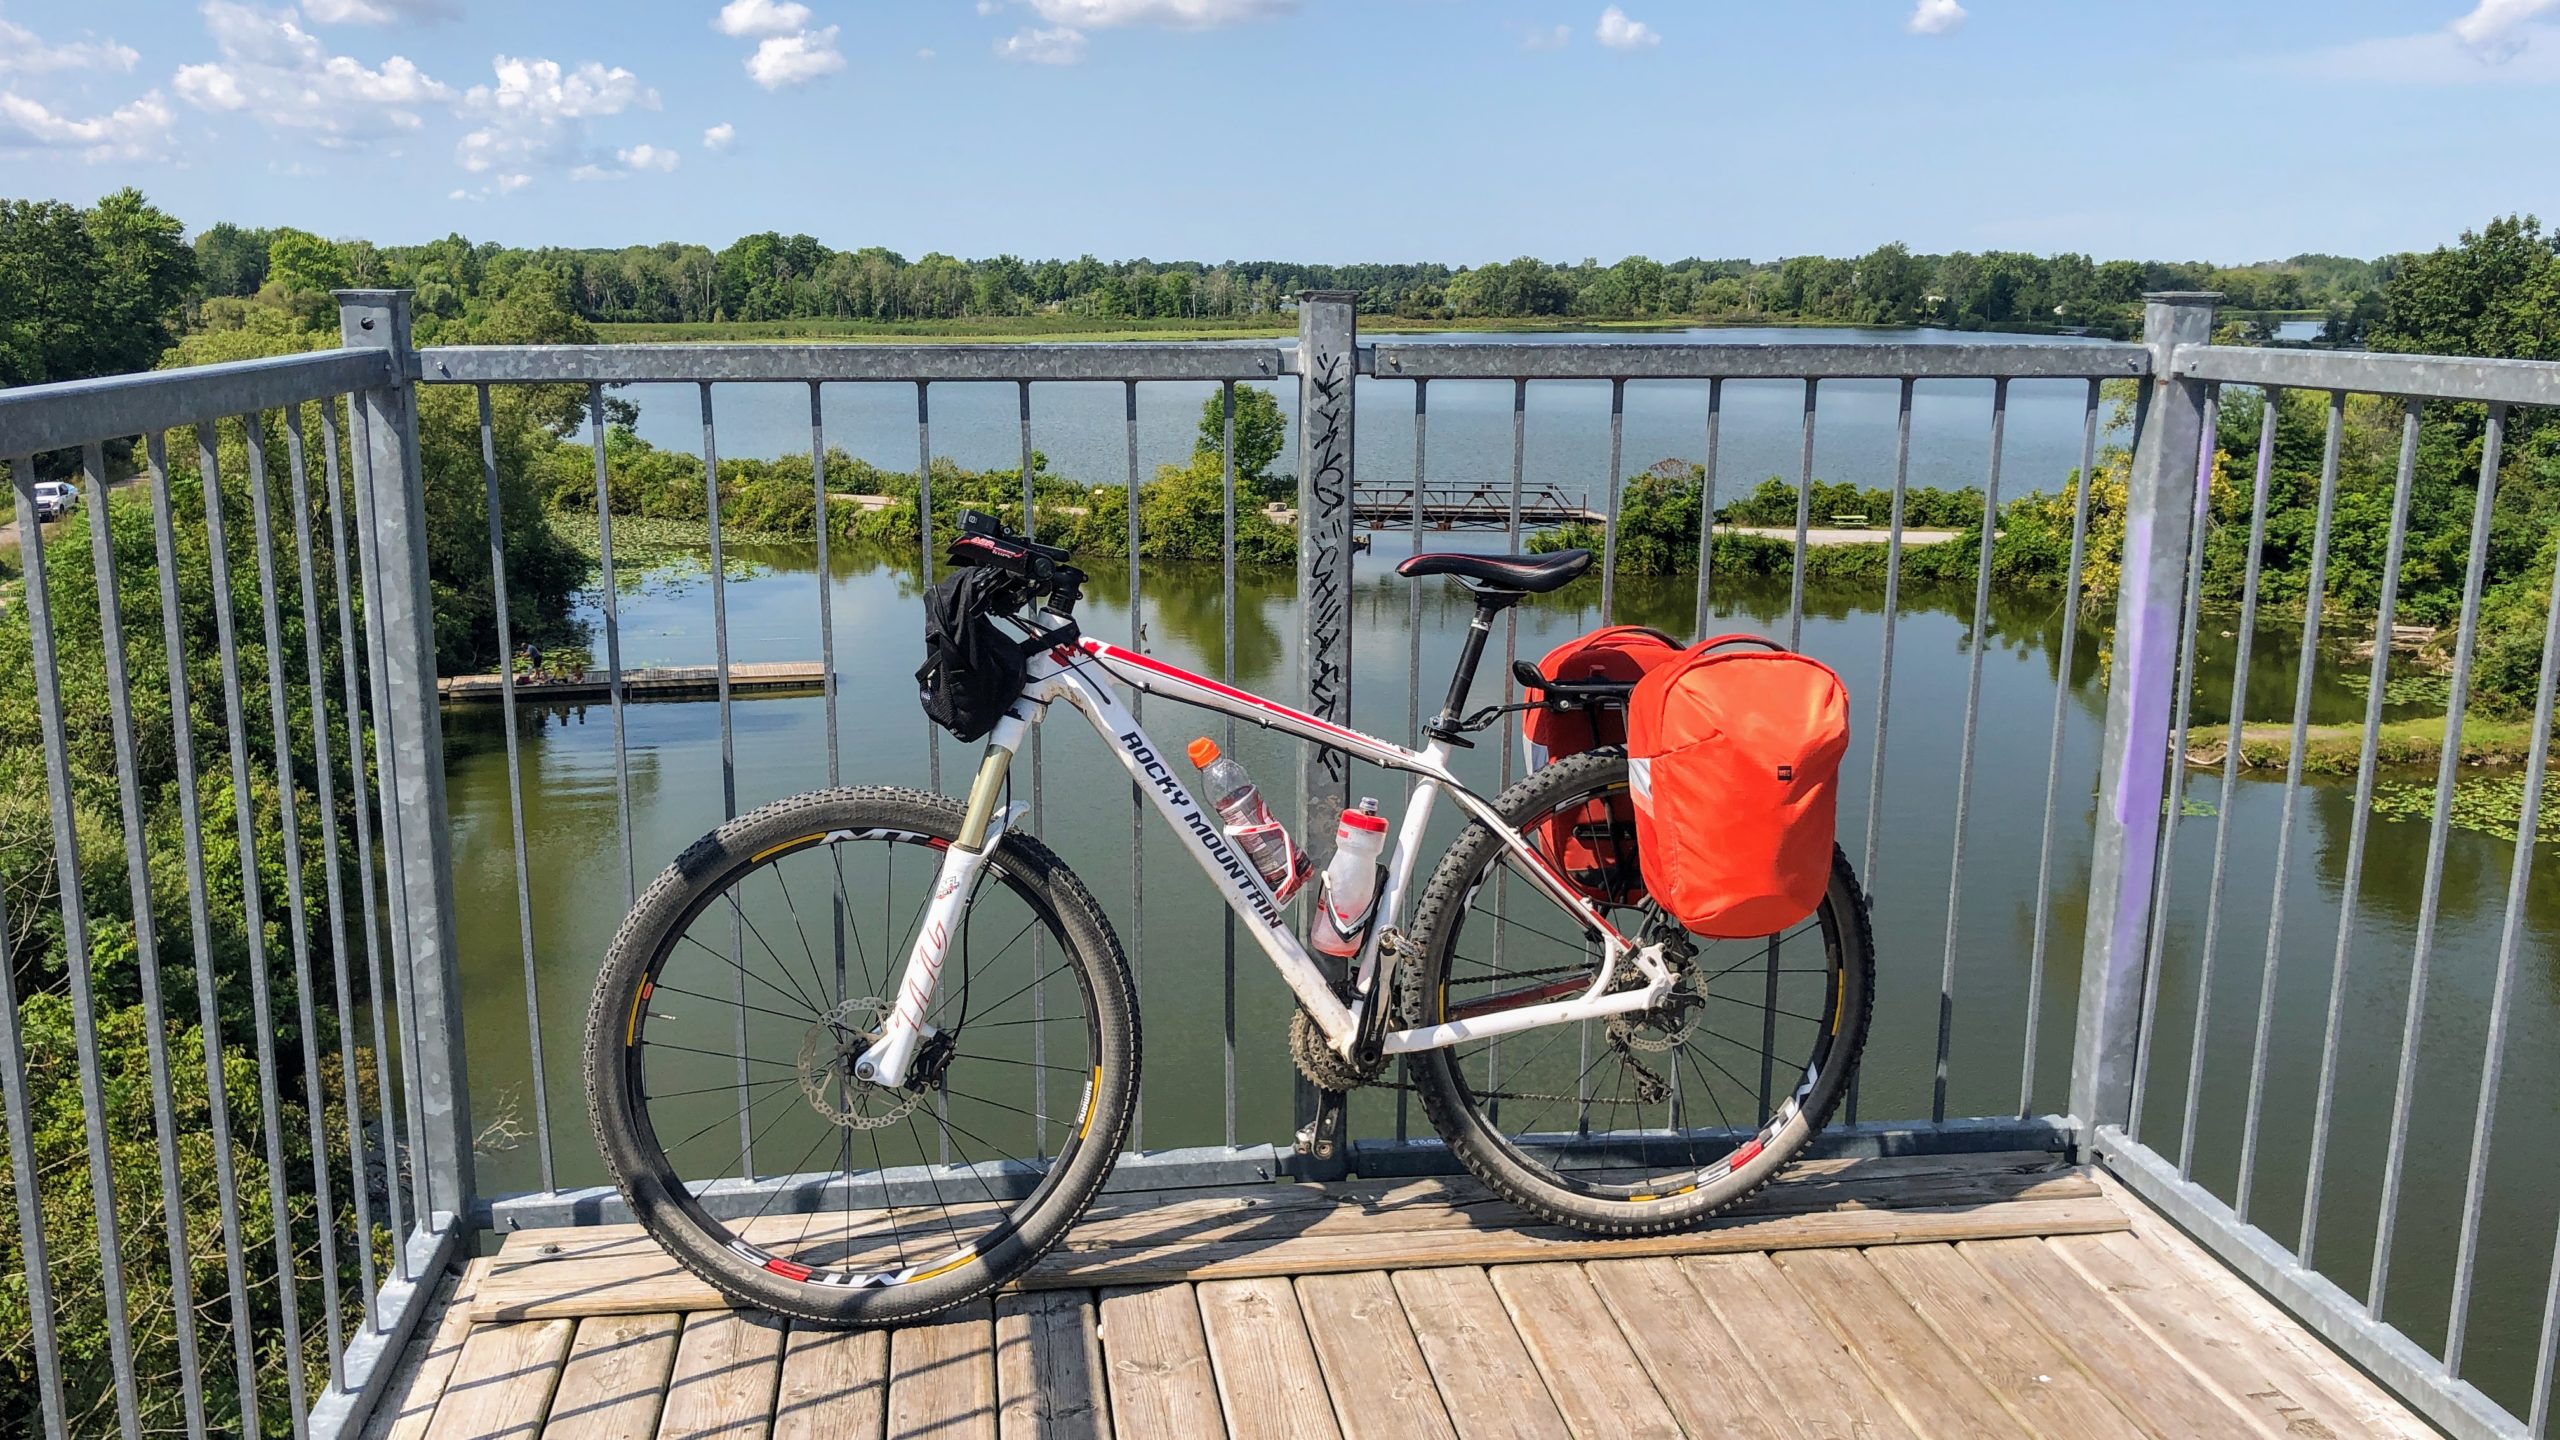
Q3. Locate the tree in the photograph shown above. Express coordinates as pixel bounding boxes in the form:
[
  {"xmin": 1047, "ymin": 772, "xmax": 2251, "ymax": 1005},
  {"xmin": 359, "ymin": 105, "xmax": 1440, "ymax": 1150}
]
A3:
[
  {"xmin": 2371, "ymin": 214, "xmax": 2560, "ymax": 363},
  {"xmin": 1194, "ymin": 386, "xmax": 1289, "ymax": 494}
]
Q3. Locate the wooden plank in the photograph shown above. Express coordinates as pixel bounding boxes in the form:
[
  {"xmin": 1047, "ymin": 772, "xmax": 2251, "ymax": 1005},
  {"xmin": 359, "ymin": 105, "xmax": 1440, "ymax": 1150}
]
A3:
[
  {"xmin": 429, "ymin": 1319, "xmax": 575, "ymax": 1440},
  {"xmin": 2056, "ymin": 1228, "xmax": 2436, "ymax": 1440},
  {"xmin": 1584, "ymin": 1259, "xmax": 1803, "ymax": 1440},
  {"xmin": 1294, "ymin": 1272, "xmax": 1458, "ymax": 1440},
  {"xmin": 1096, "ymin": 1284, "xmax": 1224, "ymax": 1439},
  {"xmin": 995, "ymin": 1290, "xmax": 1107, "ymax": 1440},
  {"xmin": 772, "ymin": 1324, "xmax": 888, "ymax": 1440},
  {"xmin": 1773, "ymin": 1248, "xmax": 2033, "ymax": 1438},
  {"xmin": 470, "ymin": 1192, "xmax": 2128, "ymax": 1323},
  {"xmin": 1957, "ymin": 1238, "xmax": 2271, "ymax": 1440},
  {"xmin": 1484, "ymin": 1264, "xmax": 1679, "ymax": 1440},
  {"xmin": 383, "ymin": 1259, "xmax": 494, "ymax": 1440},
  {"xmin": 542, "ymin": 1314, "xmax": 682, "ymax": 1440},
  {"xmin": 888, "ymin": 1300, "xmax": 996, "ymax": 1440},
  {"xmin": 1679, "ymin": 1254, "xmax": 1916, "ymax": 1440},
  {"xmin": 1195, "ymin": 1276, "xmax": 1342, "ymax": 1440},
  {"xmin": 656, "ymin": 1310, "xmax": 785, "ymax": 1440},
  {"xmin": 1862, "ymin": 1243, "xmax": 2149, "ymax": 1440},
  {"xmin": 1390, "ymin": 1267, "xmax": 1570, "ymax": 1440}
]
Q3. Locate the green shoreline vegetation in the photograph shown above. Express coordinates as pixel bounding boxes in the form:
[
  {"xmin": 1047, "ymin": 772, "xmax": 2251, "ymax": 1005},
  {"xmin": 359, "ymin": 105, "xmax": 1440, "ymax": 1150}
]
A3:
[{"xmin": 2, "ymin": 192, "xmax": 2559, "ymax": 1433}]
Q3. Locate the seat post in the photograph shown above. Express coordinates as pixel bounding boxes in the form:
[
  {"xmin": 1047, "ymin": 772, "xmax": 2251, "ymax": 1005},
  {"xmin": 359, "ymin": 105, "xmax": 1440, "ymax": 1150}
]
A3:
[{"xmin": 1427, "ymin": 589, "xmax": 1520, "ymax": 741}]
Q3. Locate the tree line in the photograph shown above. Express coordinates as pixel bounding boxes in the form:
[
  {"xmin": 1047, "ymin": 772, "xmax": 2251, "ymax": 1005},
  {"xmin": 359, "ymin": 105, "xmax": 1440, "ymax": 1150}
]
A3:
[{"xmin": 178, "ymin": 221, "xmax": 2389, "ymax": 338}]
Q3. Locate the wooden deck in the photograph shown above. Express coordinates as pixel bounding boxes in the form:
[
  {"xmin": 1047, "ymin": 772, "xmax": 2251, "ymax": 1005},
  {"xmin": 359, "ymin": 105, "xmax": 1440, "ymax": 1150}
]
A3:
[
  {"xmin": 437, "ymin": 662, "xmax": 826, "ymax": 704},
  {"xmin": 372, "ymin": 1152, "xmax": 2438, "ymax": 1439}
]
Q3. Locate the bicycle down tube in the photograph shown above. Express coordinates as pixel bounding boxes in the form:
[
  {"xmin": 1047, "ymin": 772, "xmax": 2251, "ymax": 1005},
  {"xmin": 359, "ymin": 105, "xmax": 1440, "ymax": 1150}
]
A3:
[{"xmin": 853, "ymin": 627, "xmax": 1675, "ymax": 1090}]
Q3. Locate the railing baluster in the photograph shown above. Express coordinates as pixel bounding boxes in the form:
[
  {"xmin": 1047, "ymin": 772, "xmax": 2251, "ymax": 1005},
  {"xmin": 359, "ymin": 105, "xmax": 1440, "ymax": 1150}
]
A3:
[
  {"xmin": 2300, "ymin": 399, "xmax": 2423, "ymax": 1268},
  {"xmin": 0, "ymin": 457, "xmax": 70, "ymax": 1440},
  {"xmin": 2018, "ymin": 379, "xmax": 2102, "ymax": 1117},
  {"xmin": 2446, "ymin": 416, "xmax": 2560, "ymax": 1381},
  {"xmin": 14, "ymin": 449, "xmax": 145, "ymax": 1440},
  {"xmin": 1787, "ymin": 378, "xmax": 1818, "ymax": 650},
  {"xmin": 1931, "ymin": 377, "xmax": 2005, "ymax": 1123},
  {"xmin": 1223, "ymin": 379, "xmax": 1241, "ymax": 1149},
  {"xmin": 1400, "ymin": 378, "xmax": 1426, "ymax": 1145},
  {"xmin": 2177, "ymin": 389, "xmax": 2275, "ymax": 1178},
  {"xmin": 2126, "ymin": 388, "xmax": 2218, "ymax": 1144},
  {"xmin": 699, "ymin": 383, "xmax": 754, "ymax": 1174},
  {"xmin": 1847, "ymin": 376, "xmax": 1917, "ymax": 1128},
  {"xmin": 266, "ymin": 408, "xmax": 348, "ymax": 1391},
  {"xmin": 170, "ymin": 423, "xmax": 274, "ymax": 1427},
  {"xmin": 1600, "ymin": 377, "xmax": 1625, "ymax": 623},
  {"xmin": 326, "ymin": 398, "xmax": 412, "ymax": 1292},
  {"xmin": 919, "ymin": 381, "xmax": 940, "ymax": 792},
  {"xmin": 208, "ymin": 411, "xmax": 314, "ymax": 1435},
  {"xmin": 479, "ymin": 386, "xmax": 556, "ymax": 1194},
  {"xmin": 295, "ymin": 405, "xmax": 383, "ymax": 1337},
  {"xmin": 587, "ymin": 384, "xmax": 636, "ymax": 905},
  {"xmin": 2370, "ymin": 404, "xmax": 2509, "ymax": 1323},
  {"xmin": 1124, "ymin": 378, "xmax": 1144, "ymax": 1150},
  {"xmin": 1020, "ymin": 380, "xmax": 1047, "ymax": 1154},
  {"xmin": 1693, "ymin": 378, "xmax": 1722, "ymax": 632},
  {"xmin": 2236, "ymin": 391, "xmax": 2341, "ymax": 1225},
  {"xmin": 81, "ymin": 436, "xmax": 209, "ymax": 1437}
]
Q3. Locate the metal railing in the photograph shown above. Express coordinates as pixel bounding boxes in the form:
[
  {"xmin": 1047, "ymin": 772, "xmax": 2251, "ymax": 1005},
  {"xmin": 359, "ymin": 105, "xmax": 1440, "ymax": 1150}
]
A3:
[{"xmin": 0, "ymin": 288, "xmax": 2555, "ymax": 1438}]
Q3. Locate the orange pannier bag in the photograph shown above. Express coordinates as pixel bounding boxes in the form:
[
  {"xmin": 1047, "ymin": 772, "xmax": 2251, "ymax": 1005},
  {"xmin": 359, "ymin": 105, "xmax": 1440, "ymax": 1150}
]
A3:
[
  {"xmin": 1626, "ymin": 634, "xmax": 1849, "ymax": 938},
  {"xmin": 1522, "ymin": 625, "xmax": 1681, "ymax": 903}
]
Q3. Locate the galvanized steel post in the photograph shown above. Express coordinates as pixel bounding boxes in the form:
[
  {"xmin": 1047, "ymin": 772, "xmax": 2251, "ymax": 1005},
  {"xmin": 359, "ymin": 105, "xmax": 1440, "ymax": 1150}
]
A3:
[
  {"xmin": 2070, "ymin": 291, "xmax": 2217, "ymax": 1137},
  {"xmin": 1293, "ymin": 291, "xmax": 1358, "ymax": 1178},
  {"xmin": 337, "ymin": 289, "xmax": 478, "ymax": 1223}
]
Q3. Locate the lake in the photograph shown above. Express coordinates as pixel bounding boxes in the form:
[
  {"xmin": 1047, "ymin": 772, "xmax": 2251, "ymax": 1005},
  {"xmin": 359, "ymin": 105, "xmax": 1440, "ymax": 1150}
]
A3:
[{"xmin": 447, "ymin": 325, "xmax": 2560, "ymax": 1413}]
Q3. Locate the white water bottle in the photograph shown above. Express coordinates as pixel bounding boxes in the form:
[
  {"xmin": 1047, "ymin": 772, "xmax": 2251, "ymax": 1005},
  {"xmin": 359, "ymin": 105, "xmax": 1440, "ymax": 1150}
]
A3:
[
  {"xmin": 1311, "ymin": 799, "xmax": 1390, "ymax": 959},
  {"xmin": 1188, "ymin": 738, "xmax": 1311, "ymax": 901}
]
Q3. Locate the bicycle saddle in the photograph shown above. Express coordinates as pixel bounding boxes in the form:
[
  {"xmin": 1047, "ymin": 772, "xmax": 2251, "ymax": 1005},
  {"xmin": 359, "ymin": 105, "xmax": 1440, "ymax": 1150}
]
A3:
[{"xmin": 1395, "ymin": 548, "xmax": 1592, "ymax": 594}]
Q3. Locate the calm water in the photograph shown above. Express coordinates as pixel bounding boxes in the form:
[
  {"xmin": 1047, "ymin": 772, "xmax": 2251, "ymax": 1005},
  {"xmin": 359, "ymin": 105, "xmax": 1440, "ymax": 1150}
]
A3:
[{"xmin": 454, "ymin": 329, "xmax": 2560, "ymax": 1413}]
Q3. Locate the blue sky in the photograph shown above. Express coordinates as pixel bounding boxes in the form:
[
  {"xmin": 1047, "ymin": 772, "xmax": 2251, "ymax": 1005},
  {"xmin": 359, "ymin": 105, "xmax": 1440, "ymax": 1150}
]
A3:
[{"xmin": 3, "ymin": 0, "xmax": 2557, "ymax": 263}]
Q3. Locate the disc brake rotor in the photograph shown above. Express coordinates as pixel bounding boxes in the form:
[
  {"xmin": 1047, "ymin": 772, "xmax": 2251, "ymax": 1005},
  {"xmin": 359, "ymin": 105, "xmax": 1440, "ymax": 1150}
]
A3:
[
  {"xmin": 1607, "ymin": 961, "xmax": 1708, "ymax": 1054},
  {"xmin": 798, "ymin": 997, "xmax": 926, "ymax": 1131}
]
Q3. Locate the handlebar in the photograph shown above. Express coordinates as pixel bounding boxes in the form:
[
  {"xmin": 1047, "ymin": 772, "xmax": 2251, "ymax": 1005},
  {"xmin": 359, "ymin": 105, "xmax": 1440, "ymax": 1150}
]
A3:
[{"xmin": 949, "ymin": 510, "xmax": 1084, "ymax": 616}]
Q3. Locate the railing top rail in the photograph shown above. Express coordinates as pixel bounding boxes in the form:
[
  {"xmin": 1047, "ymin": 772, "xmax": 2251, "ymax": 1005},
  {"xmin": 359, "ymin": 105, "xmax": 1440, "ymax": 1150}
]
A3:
[
  {"xmin": 1367, "ymin": 340, "xmax": 2153, "ymax": 382},
  {"xmin": 422, "ymin": 343, "xmax": 1289, "ymax": 386},
  {"xmin": 0, "ymin": 348, "xmax": 396, "ymax": 458},
  {"xmin": 2176, "ymin": 343, "xmax": 2560, "ymax": 407}
]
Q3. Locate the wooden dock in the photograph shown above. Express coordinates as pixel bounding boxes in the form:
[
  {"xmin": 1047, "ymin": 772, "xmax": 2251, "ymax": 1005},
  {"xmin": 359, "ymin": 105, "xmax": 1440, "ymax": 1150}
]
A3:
[
  {"xmin": 438, "ymin": 662, "xmax": 827, "ymax": 704},
  {"xmin": 370, "ymin": 1151, "xmax": 2435, "ymax": 1439}
]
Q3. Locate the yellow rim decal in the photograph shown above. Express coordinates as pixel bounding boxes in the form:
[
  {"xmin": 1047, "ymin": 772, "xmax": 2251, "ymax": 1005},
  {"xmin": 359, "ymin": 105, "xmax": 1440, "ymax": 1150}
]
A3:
[
  {"xmin": 1078, "ymin": 1067, "xmax": 1102, "ymax": 1138},
  {"xmin": 911, "ymin": 1253, "xmax": 974, "ymax": 1282},
  {"xmin": 627, "ymin": 978, "xmax": 652, "ymax": 1046},
  {"xmin": 750, "ymin": 833, "xmax": 829, "ymax": 864},
  {"xmin": 1834, "ymin": 968, "xmax": 1845, "ymax": 1034}
]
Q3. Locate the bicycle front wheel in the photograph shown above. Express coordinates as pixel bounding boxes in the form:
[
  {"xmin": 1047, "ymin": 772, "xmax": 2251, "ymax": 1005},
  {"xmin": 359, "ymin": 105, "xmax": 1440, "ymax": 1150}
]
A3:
[
  {"xmin": 584, "ymin": 786, "xmax": 1138, "ymax": 1325},
  {"xmin": 1399, "ymin": 748, "xmax": 1872, "ymax": 1235}
]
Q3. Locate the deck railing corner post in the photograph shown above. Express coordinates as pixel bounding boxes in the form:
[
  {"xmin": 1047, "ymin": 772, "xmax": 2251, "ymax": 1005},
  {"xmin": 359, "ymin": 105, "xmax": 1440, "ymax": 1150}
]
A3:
[
  {"xmin": 336, "ymin": 288, "xmax": 479, "ymax": 1225},
  {"xmin": 2068, "ymin": 291, "xmax": 2218, "ymax": 1142}
]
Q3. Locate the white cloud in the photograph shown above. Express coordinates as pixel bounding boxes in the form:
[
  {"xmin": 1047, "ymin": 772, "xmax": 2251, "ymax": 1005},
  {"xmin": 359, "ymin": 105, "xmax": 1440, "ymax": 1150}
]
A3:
[
  {"xmin": 745, "ymin": 26, "xmax": 844, "ymax": 86},
  {"xmin": 918, "ymin": 47, "xmax": 936, "ymax": 59},
  {"xmin": 496, "ymin": 171, "xmax": 530, "ymax": 192},
  {"xmin": 0, "ymin": 15, "xmax": 140, "ymax": 74},
  {"xmin": 303, "ymin": 0, "xmax": 457, "ymax": 23},
  {"xmin": 1022, "ymin": 0, "xmax": 1291, "ymax": 26},
  {"xmin": 457, "ymin": 55, "xmax": 656, "ymax": 175},
  {"xmin": 1906, "ymin": 0, "xmax": 1965, "ymax": 36},
  {"xmin": 0, "ymin": 89, "xmax": 174, "ymax": 161},
  {"xmin": 703, "ymin": 120, "xmax": 735, "ymax": 149},
  {"xmin": 713, "ymin": 0, "xmax": 812, "ymax": 39},
  {"xmin": 618, "ymin": 142, "xmax": 678, "ymax": 171},
  {"xmin": 1519, "ymin": 22, "xmax": 1568, "ymax": 52},
  {"xmin": 1594, "ymin": 6, "xmax": 1656, "ymax": 50},
  {"xmin": 2454, "ymin": 0, "xmax": 2560, "ymax": 58},
  {"xmin": 996, "ymin": 24, "xmax": 1086, "ymax": 62},
  {"xmin": 175, "ymin": 2, "xmax": 454, "ymax": 143}
]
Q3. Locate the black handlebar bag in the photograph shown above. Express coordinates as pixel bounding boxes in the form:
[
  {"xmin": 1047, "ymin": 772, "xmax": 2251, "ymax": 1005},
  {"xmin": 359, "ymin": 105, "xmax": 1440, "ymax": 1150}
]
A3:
[{"xmin": 916, "ymin": 566, "xmax": 1028, "ymax": 742}]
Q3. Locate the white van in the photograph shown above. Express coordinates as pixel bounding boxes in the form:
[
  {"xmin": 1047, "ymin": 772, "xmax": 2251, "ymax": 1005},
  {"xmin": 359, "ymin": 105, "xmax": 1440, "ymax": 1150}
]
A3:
[{"xmin": 31, "ymin": 481, "xmax": 78, "ymax": 522}]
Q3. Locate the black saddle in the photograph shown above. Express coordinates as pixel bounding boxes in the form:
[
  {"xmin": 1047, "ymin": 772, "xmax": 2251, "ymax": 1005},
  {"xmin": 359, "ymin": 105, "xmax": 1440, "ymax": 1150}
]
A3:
[{"xmin": 1396, "ymin": 548, "xmax": 1592, "ymax": 595}]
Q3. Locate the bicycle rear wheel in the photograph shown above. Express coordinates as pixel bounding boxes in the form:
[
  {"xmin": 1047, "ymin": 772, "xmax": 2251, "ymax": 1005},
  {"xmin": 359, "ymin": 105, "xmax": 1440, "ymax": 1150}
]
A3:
[
  {"xmin": 1399, "ymin": 748, "xmax": 1872, "ymax": 1234},
  {"xmin": 584, "ymin": 787, "xmax": 1138, "ymax": 1325}
]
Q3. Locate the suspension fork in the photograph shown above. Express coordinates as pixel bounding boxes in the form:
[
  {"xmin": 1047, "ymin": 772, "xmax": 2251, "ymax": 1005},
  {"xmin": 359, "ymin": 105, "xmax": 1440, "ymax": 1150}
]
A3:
[{"xmin": 854, "ymin": 714, "xmax": 1029, "ymax": 1088}]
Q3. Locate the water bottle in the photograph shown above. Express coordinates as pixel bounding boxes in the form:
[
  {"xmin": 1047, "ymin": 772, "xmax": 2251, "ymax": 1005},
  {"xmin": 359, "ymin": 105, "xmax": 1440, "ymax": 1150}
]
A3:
[
  {"xmin": 1187, "ymin": 738, "xmax": 1312, "ymax": 901},
  {"xmin": 1311, "ymin": 799, "xmax": 1390, "ymax": 959}
]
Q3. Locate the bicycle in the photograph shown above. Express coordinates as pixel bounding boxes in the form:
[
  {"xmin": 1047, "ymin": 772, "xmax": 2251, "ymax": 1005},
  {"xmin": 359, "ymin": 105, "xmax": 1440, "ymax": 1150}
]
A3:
[{"xmin": 584, "ymin": 509, "xmax": 1874, "ymax": 1325}]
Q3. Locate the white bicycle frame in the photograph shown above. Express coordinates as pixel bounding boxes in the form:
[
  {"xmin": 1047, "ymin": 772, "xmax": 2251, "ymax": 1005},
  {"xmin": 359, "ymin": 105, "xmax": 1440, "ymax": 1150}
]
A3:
[{"xmin": 855, "ymin": 622, "xmax": 1674, "ymax": 1089}]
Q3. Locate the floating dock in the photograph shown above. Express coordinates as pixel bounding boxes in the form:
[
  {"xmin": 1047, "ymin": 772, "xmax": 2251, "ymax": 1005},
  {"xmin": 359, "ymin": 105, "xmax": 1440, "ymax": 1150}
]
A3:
[{"xmin": 438, "ymin": 661, "xmax": 828, "ymax": 703}]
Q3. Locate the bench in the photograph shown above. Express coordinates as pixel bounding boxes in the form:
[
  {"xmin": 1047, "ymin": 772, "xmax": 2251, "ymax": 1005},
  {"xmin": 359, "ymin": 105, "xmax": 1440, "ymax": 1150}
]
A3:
[{"xmin": 1830, "ymin": 513, "xmax": 1871, "ymax": 529}]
